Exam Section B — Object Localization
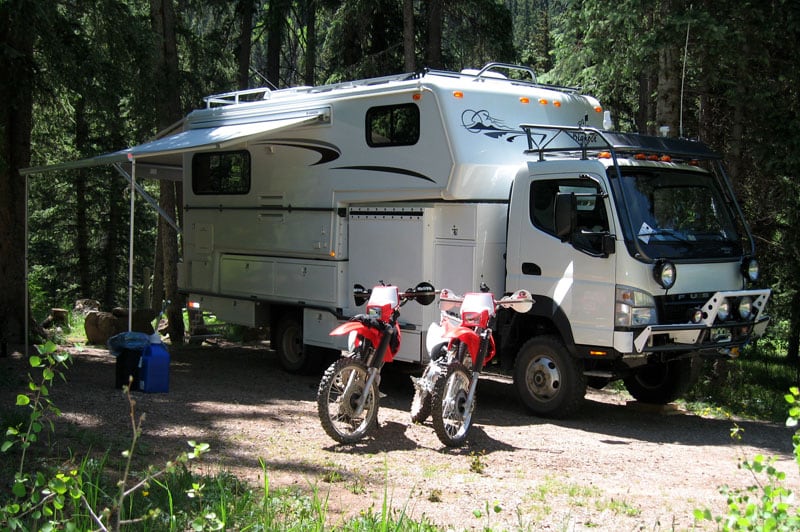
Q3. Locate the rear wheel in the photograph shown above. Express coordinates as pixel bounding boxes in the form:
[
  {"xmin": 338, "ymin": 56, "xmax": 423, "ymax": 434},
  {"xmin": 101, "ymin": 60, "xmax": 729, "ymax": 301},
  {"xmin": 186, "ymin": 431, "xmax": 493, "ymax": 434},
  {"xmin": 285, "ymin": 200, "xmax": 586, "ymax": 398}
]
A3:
[
  {"xmin": 317, "ymin": 358, "xmax": 378, "ymax": 443},
  {"xmin": 275, "ymin": 317, "xmax": 317, "ymax": 373},
  {"xmin": 431, "ymin": 362, "xmax": 473, "ymax": 447},
  {"xmin": 514, "ymin": 336, "xmax": 586, "ymax": 418},
  {"xmin": 623, "ymin": 357, "xmax": 696, "ymax": 404}
]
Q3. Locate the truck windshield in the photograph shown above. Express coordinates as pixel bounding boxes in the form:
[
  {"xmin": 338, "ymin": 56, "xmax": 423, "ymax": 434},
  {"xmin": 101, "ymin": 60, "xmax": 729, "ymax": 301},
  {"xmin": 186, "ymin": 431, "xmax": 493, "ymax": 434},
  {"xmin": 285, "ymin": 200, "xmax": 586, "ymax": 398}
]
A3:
[{"xmin": 615, "ymin": 167, "xmax": 744, "ymax": 260}]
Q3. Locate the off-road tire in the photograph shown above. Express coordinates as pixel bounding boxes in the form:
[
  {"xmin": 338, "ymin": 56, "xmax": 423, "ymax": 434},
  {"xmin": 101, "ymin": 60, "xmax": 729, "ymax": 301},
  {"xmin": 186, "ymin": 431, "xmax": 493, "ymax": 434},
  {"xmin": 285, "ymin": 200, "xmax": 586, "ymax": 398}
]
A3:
[
  {"xmin": 514, "ymin": 335, "xmax": 586, "ymax": 419},
  {"xmin": 317, "ymin": 358, "xmax": 379, "ymax": 444},
  {"xmin": 431, "ymin": 361, "xmax": 473, "ymax": 447},
  {"xmin": 623, "ymin": 357, "xmax": 696, "ymax": 404}
]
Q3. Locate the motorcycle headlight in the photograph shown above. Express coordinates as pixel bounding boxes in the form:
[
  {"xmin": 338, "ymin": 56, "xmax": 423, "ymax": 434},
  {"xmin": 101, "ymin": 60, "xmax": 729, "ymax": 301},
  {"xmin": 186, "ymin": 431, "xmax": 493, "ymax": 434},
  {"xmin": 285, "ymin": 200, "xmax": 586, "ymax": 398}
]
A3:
[{"xmin": 738, "ymin": 296, "xmax": 753, "ymax": 320}]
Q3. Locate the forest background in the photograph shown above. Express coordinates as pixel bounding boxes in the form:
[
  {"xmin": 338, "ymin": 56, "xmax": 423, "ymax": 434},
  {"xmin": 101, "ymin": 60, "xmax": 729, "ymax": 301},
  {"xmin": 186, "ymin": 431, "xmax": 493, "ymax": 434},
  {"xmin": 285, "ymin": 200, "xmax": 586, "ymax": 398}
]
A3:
[{"xmin": 0, "ymin": 0, "xmax": 799, "ymax": 366}]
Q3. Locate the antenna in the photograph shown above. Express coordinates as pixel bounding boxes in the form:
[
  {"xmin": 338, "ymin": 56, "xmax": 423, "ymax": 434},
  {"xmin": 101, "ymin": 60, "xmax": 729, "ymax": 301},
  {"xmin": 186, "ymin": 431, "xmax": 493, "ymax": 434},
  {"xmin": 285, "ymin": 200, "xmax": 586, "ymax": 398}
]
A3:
[{"xmin": 679, "ymin": 7, "xmax": 692, "ymax": 138}]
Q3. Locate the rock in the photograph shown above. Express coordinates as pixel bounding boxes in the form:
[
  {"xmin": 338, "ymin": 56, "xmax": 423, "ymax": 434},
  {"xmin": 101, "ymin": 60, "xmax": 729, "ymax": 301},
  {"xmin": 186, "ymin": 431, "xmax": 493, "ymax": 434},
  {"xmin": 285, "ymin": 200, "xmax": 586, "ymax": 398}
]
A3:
[
  {"xmin": 84, "ymin": 311, "xmax": 123, "ymax": 345},
  {"xmin": 112, "ymin": 308, "xmax": 158, "ymax": 335}
]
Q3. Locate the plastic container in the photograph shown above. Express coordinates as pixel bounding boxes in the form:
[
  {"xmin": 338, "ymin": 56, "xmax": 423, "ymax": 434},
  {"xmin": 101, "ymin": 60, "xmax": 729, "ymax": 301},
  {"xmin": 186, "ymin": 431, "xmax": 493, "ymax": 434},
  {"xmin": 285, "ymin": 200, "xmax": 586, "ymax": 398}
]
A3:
[
  {"xmin": 108, "ymin": 332, "xmax": 150, "ymax": 390},
  {"xmin": 139, "ymin": 342, "xmax": 170, "ymax": 393}
]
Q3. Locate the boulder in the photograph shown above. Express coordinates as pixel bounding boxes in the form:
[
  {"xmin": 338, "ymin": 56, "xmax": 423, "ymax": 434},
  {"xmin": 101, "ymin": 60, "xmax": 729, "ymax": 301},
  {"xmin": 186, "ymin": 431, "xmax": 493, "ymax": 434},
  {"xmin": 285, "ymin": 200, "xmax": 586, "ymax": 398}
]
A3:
[{"xmin": 84, "ymin": 311, "xmax": 123, "ymax": 345}]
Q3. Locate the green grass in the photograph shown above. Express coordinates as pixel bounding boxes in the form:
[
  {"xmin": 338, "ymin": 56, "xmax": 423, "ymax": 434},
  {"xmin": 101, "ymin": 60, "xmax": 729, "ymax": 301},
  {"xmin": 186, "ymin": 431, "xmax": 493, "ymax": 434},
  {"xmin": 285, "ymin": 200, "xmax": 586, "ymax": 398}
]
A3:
[{"xmin": 683, "ymin": 339, "xmax": 798, "ymax": 422}]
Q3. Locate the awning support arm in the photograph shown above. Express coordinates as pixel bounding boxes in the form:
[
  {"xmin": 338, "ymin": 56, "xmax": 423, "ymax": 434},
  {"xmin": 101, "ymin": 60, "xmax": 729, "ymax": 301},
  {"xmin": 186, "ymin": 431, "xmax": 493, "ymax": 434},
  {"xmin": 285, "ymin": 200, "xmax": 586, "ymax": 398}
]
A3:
[{"xmin": 113, "ymin": 163, "xmax": 182, "ymax": 234}]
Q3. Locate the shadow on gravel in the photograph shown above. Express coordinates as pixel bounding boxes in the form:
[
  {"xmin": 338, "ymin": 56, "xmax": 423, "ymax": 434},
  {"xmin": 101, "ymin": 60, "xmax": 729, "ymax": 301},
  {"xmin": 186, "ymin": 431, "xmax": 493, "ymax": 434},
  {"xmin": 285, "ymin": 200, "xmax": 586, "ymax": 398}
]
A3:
[{"xmin": 1, "ymin": 340, "xmax": 792, "ymax": 475}]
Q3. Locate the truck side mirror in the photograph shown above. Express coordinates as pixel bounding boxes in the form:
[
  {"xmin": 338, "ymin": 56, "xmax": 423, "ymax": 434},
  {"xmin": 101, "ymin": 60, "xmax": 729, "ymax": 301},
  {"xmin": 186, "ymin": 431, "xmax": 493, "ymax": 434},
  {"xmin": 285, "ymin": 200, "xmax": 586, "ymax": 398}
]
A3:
[{"xmin": 554, "ymin": 192, "xmax": 576, "ymax": 242}]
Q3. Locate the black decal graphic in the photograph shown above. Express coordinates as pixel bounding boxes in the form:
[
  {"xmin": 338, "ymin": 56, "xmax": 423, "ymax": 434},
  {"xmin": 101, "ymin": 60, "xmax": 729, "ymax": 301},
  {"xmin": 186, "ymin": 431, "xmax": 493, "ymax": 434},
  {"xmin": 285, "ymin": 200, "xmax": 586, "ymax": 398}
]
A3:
[
  {"xmin": 461, "ymin": 109, "xmax": 526, "ymax": 143},
  {"xmin": 257, "ymin": 139, "xmax": 341, "ymax": 165},
  {"xmin": 334, "ymin": 166, "xmax": 436, "ymax": 183}
]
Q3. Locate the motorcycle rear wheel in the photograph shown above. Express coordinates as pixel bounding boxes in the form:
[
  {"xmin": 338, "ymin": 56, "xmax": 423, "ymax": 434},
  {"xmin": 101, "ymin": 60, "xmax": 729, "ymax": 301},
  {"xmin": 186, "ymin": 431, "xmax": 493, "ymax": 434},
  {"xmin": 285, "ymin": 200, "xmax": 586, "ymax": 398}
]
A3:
[
  {"xmin": 431, "ymin": 361, "xmax": 473, "ymax": 447},
  {"xmin": 317, "ymin": 358, "xmax": 379, "ymax": 443}
]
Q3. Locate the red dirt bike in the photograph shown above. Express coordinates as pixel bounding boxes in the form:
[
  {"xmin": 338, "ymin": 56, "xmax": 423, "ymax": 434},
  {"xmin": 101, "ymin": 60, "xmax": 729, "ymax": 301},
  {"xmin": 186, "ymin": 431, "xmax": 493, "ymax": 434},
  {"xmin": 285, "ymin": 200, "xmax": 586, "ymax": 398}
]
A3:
[
  {"xmin": 411, "ymin": 285, "xmax": 533, "ymax": 446},
  {"xmin": 317, "ymin": 281, "xmax": 436, "ymax": 443}
]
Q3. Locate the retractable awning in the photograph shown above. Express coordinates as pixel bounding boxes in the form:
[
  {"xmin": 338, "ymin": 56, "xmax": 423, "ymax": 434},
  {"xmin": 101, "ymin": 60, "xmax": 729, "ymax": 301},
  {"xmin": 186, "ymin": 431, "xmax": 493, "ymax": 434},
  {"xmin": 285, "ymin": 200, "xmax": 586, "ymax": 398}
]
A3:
[
  {"xmin": 21, "ymin": 110, "xmax": 327, "ymax": 177},
  {"xmin": 20, "ymin": 107, "xmax": 328, "ymax": 342}
]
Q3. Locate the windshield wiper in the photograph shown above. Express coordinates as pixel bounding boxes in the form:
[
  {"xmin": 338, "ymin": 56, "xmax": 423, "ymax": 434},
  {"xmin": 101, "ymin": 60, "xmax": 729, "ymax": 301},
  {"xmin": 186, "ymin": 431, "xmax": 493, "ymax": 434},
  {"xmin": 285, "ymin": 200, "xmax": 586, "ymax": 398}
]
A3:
[{"xmin": 638, "ymin": 227, "xmax": 691, "ymax": 243}]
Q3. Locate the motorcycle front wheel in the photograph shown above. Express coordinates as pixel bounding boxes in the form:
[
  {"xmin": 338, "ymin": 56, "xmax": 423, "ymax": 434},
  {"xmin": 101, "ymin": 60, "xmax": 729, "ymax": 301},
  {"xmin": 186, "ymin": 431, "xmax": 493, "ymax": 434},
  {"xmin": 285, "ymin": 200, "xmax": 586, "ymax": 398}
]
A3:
[
  {"xmin": 431, "ymin": 361, "xmax": 473, "ymax": 447},
  {"xmin": 317, "ymin": 358, "xmax": 379, "ymax": 443}
]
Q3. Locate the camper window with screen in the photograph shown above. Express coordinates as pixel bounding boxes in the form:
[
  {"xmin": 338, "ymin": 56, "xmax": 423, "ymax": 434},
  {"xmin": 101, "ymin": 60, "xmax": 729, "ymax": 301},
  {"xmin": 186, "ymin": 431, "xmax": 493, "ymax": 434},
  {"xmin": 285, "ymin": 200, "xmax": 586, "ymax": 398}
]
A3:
[
  {"xmin": 366, "ymin": 103, "xmax": 420, "ymax": 147},
  {"xmin": 192, "ymin": 151, "xmax": 251, "ymax": 195}
]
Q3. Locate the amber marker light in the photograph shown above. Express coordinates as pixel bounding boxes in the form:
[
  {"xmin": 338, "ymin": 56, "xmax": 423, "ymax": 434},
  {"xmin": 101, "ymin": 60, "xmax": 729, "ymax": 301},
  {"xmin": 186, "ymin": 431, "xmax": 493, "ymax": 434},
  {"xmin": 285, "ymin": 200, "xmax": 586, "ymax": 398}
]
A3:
[
  {"xmin": 412, "ymin": 93, "xmax": 422, "ymax": 101},
  {"xmin": 453, "ymin": 91, "xmax": 464, "ymax": 98},
  {"xmin": 330, "ymin": 251, "xmax": 336, "ymax": 257},
  {"xmin": 594, "ymin": 106, "xmax": 603, "ymax": 113},
  {"xmin": 598, "ymin": 151, "xmax": 612, "ymax": 159},
  {"xmin": 519, "ymin": 96, "xmax": 530, "ymax": 104},
  {"xmin": 589, "ymin": 350, "xmax": 608, "ymax": 356},
  {"xmin": 634, "ymin": 153, "xmax": 647, "ymax": 160},
  {"xmin": 553, "ymin": 101, "xmax": 562, "ymax": 107},
  {"xmin": 660, "ymin": 155, "xmax": 671, "ymax": 162},
  {"xmin": 538, "ymin": 98, "xmax": 549, "ymax": 105}
]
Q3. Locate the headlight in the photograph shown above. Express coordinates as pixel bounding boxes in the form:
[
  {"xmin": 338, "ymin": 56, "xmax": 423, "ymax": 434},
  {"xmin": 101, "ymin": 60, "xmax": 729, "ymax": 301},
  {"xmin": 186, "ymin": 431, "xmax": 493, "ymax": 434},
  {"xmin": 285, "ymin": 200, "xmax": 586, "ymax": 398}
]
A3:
[
  {"xmin": 741, "ymin": 257, "xmax": 759, "ymax": 282},
  {"xmin": 653, "ymin": 260, "xmax": 677, "ymax": 289},
  {"xmin": 738, "ymin": 296, "xmax": 753, "ymax": 320},
  {"xmin": 717, "ymin": 299, "xmax": 731, "ymax": 321},
  {"xmin": 615, "ymin": 286, "xmax": 657, "ymax": 327}
]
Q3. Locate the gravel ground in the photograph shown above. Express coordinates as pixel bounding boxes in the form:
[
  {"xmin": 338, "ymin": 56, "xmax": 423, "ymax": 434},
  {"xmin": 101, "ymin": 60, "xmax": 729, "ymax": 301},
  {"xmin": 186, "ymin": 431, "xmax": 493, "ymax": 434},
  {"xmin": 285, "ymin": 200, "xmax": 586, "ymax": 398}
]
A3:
[{"xmin": 1, "ymin": 341, "xmax": 796, "ymax": 531}]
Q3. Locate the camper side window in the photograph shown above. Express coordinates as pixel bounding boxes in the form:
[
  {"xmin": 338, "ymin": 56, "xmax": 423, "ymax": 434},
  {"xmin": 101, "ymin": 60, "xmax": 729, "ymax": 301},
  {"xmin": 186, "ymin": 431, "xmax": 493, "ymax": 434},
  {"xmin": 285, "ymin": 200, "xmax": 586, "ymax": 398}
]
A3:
[
  {"xmin": 366, "ymin": 104, "xmax": 420, "ymax": 147},
  {"xmin": 192, "ymin": 151, "xmax": 251, "ymax": 195}
]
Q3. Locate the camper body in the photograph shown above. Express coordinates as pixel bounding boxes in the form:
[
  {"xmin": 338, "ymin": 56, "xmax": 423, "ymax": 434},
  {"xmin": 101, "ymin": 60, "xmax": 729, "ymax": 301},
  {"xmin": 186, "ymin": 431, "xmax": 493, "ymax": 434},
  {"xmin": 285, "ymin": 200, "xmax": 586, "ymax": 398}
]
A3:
[{"xmin": 177, "ymin": 64, "xmax": 770, "ymax": 417}]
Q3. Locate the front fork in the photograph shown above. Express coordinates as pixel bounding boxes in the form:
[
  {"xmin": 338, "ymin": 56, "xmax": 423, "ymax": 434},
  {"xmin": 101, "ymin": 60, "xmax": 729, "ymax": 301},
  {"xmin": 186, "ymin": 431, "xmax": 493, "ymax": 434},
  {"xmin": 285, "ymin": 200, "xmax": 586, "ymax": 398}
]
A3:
[
  {"xmin": 352, "ymin": 325, "xmax": 392, "ymax": 416},
  {"xmin": 461, "ymin": 328, "xmax": 490, "ymax": 422}
]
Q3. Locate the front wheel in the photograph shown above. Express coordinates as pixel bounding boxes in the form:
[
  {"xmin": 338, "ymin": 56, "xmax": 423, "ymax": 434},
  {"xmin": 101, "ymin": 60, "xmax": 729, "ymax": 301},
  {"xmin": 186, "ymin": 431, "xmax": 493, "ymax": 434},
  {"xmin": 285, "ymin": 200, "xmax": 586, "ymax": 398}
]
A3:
[
  {"xmin": 623, "ymin": 357, "xmax": 696, "ymax": 404},
  {"xmin": 431, "ymin": 362, "xmax": 473, "ymax": 447},
  {"xmin": 514, "ymin": 336, "xmax": 586, "ymax": 419},
  {"xmin": 317, "ymin": 358, "xmax": 379, "ymax": 443}
]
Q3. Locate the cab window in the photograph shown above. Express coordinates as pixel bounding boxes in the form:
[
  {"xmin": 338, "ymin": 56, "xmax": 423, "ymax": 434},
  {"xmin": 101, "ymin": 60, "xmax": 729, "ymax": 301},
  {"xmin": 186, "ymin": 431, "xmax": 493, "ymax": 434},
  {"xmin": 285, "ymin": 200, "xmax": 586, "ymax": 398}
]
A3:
[{"xmin": 530, "ymin": 178, "xmax": 609, "ymax": 255}]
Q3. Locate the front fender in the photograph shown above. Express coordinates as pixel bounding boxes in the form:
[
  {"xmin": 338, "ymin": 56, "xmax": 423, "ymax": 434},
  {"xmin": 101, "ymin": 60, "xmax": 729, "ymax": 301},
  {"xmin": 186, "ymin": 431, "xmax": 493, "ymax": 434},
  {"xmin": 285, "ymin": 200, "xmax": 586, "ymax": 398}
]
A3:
[
  {"xmin": 443, "ymin": 326, "xmax": 484, "ymax": 365},
  {"xmin": 330, "ymin": 321, "xmax": 382, "ymax": 348}
]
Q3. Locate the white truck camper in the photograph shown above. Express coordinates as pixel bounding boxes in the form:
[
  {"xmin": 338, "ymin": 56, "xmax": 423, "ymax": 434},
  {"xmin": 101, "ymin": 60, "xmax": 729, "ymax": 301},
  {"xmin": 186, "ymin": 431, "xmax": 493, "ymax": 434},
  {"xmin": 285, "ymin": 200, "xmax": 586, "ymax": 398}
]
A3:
[{"xmin": 45, "ymin": 62, "xmax": 769, "ymax": 418}]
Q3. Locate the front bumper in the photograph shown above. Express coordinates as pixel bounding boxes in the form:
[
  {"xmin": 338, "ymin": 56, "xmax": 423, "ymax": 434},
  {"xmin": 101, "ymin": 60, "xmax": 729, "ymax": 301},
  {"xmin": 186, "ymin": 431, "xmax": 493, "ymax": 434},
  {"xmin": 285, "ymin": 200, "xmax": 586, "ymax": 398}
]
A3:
[{"xmin": 631, "ymin": 289, "xmax": 770, "ymax": 355}]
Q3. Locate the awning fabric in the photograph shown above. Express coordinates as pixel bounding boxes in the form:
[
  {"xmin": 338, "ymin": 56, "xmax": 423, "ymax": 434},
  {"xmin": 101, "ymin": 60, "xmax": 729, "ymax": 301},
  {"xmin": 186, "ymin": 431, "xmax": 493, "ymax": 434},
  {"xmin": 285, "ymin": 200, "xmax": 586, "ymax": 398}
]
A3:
[{"xmin": 21, "ymin": 112, "xmax": 323, "ymax": 178}]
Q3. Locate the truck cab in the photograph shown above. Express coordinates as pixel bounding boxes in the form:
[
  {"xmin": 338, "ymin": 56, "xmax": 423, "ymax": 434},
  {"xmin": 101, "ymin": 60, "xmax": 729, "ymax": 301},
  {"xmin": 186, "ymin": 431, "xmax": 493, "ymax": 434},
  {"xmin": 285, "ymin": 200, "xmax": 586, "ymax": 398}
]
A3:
[{"xmin": 503, "ymin": 125, "xmax": 770, "ymax": 417}]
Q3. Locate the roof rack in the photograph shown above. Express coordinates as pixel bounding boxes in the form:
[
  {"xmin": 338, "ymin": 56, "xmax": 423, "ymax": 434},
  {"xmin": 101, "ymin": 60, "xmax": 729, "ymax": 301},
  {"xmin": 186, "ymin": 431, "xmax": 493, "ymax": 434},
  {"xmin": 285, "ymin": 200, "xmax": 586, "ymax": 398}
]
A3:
[{"xmin": 519, "ymin": 124, "xmax": 720, "ymax": 162}]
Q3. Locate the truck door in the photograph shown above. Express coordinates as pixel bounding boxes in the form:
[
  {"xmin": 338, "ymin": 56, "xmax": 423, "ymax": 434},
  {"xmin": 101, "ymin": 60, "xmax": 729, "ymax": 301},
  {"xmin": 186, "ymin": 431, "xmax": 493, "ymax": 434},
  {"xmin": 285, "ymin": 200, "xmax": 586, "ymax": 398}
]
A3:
[{"xmin": 507, "ymin": 162, "xmax": 617, "ymax": 351}]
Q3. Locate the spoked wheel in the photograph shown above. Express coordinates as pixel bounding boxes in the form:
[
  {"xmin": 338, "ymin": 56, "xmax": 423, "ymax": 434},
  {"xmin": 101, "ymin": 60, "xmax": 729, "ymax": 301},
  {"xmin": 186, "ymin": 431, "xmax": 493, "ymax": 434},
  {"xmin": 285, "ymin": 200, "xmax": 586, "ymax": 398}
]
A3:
[
  {"xmin": 317, "ymin": 358, "xmax": 379, "ymax": 443},
  {"xmin": 411, "ymin": 343, "xmax": 448, "ymax": 424},
  {"xmin": 410, "ymin": 383, "xmax": 432, "ymax": 423},
  {"xmin": 431, "ymin": 361, "xmax": 474, "ymax": 447}
]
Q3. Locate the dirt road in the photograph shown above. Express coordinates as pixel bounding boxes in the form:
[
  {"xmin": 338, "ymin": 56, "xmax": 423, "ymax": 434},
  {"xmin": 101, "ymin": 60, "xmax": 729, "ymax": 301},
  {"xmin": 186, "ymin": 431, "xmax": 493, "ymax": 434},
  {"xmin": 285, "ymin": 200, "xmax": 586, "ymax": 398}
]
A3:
[{"xmin": 2, "ymin": 342, "xmax": 796, "ymax": 530}]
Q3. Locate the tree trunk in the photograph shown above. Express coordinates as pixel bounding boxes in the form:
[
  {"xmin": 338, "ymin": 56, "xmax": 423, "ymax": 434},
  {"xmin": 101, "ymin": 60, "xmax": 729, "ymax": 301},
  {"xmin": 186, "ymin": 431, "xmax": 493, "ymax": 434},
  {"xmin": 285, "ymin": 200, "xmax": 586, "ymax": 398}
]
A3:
[
  {"xmin": 788, "ymin": 291, "xmax": 800, "ymax": 364},
  {"xmin": 74, "ymin": 97, "xmax": 92, "ymax": 297},
  {"xmin": 0, "ymin": 0, "xmax": 35, "ymax": 345},
  {"xmin": 266, "ymin": 0, "xmax": 290, "ymax": 87},
  {"xmin": 403, "ymin": 0, "xmax": 415, "ymax": 72},
  {"xmin": 303, "ymin": 0, "xmax": 317, "ymax": 85},
  {"xmin": 426, "ymin": 0, "xmax": 442, "ymax": 68},
  {"xmin": 150, "ymin": 0, "xmax": 185, "ymax": 344},
  {"xmin": 655, "ymin": 44, "xmax": 681, "ymax": 137},
  {"xmin": 237, "ymin": 0, "xmax": 255, "ymax": 89}
]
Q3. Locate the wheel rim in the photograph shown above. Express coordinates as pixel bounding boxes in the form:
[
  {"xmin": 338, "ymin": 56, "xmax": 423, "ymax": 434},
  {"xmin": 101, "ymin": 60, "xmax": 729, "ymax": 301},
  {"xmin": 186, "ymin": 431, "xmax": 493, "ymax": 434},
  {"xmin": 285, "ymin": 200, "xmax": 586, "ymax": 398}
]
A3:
[
  {"xmin": 440, "ymin": 370, "xmax": 471, "ymax": 439},
  {"xmin": 324, "ymin": 364, "xmax": 375, "ymax": 438},
  {"xmin": 524, "ymin": 354, "xmax": 561, "ymax": 402}
]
